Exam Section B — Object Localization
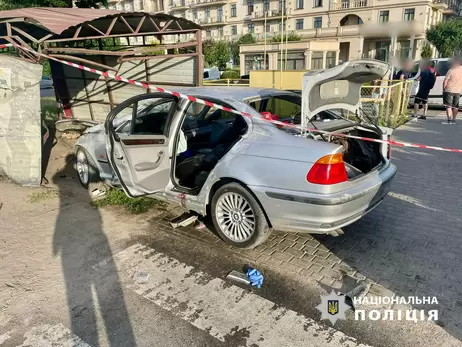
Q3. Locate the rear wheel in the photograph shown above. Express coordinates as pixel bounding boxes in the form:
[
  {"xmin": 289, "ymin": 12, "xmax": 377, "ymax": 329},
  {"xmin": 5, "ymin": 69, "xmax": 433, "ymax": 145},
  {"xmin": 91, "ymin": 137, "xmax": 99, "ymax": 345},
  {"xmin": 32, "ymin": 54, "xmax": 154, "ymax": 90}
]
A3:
[
  {"xmin": 76, "ymin": 147, "xmax": 100, "ymax": 189},
  {"xmin": 211, "ymin": 183, "xmax": 272, "ymax": 249}
]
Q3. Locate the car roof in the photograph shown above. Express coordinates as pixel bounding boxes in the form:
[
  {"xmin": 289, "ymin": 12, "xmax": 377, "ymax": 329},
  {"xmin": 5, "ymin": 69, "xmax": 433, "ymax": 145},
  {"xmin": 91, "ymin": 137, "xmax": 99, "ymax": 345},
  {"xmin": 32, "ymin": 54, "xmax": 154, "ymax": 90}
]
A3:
[{"xmin": 172, "ymin": 86, "xmax": 298, "ymax": 101}]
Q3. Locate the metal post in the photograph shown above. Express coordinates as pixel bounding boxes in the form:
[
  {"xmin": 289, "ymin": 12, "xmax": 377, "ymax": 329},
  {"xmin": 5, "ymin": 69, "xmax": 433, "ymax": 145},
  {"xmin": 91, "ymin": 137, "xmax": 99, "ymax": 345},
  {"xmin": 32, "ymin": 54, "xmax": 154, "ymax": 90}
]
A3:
[
  {"xmin": 280, "ymin": 0, "xmax": 284, "ymax": 89},
  {"xmin": 284, "ymin": 8, "xmax": 289, "ymax": 70},
  {"xmin": 264, "ymin": 11, "xmax": 267, "ymax": 69},
  {"xmin": 196, "ymin": 29, "xmax": 203, "ymax": 86}
]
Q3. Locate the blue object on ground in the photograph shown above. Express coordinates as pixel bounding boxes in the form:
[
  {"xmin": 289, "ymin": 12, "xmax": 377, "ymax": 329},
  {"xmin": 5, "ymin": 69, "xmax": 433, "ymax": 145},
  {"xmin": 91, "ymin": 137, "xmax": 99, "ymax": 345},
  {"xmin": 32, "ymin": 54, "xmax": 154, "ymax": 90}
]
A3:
[{"xmin": 246, "ymin": 268, "xmax": 264, "ymax": 288}]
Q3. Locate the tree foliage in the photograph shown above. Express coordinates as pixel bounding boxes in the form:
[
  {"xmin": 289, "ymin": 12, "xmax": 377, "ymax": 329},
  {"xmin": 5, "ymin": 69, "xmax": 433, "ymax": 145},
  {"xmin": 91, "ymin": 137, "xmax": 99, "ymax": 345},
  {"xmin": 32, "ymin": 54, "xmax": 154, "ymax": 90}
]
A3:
[
  {"xmin": 426, "ymin": 20, "xmax": 462, "ymax": 58},
  {"xmin": 203, "ymin": 39, "xmax": 230, "ymax": 70},
  {"xmin": 420, "ymin": 42, "xmax": 433, "ymax": 59},
  {"xmin": 228, "ymin": 34, "xmax": 257, "ymax": 66}
]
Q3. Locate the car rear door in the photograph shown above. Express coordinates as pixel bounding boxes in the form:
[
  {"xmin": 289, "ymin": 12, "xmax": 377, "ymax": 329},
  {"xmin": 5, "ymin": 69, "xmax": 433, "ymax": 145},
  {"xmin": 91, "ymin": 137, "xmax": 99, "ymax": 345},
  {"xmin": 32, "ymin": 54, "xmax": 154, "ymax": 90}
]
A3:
[{"xmin": 106, "ymin": 93, "xmax": 181, "ymax": 197}]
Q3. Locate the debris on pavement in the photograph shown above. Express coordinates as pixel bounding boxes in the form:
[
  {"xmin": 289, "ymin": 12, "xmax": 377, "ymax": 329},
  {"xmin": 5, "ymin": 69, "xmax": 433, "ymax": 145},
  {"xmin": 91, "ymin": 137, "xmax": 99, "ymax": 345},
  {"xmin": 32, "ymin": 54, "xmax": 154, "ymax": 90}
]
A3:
[
  {"xmin": 246, "ymin": 267, "xmax": 264, "ymax": 289},
  {"xmin": 135, "ymin": 272, "xmax": 150, "ymax": 284},
  {"xmin": 195, "ymin": 220, "xmax": 206, "ymax": 230},
  {"xmin": 226, "ymin": 270, "xmax": 251, "ymax": 285},
  {"xmin": 169, "ymin": 212, "xmax": 198, "ymax": 228}
]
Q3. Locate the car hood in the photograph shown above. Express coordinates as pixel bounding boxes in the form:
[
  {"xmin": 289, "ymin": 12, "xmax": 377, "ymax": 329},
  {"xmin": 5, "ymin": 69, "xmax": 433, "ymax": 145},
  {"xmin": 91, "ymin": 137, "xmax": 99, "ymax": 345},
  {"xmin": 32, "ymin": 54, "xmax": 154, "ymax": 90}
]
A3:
[{"xmin": 301, "ymin": 59, "xmax": 390, "ymax": 124}]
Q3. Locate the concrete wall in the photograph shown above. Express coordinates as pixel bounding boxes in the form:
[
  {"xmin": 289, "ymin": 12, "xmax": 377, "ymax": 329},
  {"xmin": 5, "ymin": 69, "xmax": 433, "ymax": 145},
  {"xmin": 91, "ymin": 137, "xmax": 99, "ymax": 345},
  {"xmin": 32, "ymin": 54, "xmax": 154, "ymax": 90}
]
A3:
[{"xmin": 0, "ymin": 56, "xmax": 42, "ymax": 186}]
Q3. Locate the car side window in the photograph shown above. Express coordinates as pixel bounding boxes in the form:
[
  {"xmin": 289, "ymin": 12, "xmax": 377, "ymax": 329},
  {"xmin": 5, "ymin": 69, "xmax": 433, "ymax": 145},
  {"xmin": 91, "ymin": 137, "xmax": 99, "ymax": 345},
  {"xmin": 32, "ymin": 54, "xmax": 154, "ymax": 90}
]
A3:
[
  {"xmin": 262, "ymin": 95, "xmax": 301, "ymax": 119},
  {"xmin": 436, "ymin": 61, "xmax": 450, "ymax": 76},
  {"xmin": 115, "ymin": 97, "xmax": 175, "ymax": 136}
]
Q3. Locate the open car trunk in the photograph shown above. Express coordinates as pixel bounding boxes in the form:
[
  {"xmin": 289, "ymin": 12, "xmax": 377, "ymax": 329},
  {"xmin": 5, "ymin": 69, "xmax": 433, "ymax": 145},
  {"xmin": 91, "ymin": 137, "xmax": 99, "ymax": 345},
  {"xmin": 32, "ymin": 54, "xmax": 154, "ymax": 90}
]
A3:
[{"xmin": 298, "ymin": 59, "xmax": 391, "ymax": 179}]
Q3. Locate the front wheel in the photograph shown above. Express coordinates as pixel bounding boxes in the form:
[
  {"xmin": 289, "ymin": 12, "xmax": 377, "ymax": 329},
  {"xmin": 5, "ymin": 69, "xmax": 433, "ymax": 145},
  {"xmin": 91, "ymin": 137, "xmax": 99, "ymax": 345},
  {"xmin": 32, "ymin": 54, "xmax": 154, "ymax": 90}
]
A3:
[
  {"xmin": 76, "ymin": 147, "xmax": 100, "ymax": 189},
  {"xmin": 211, "ymin": 183, "xmax": 272, "ymax": 249}
]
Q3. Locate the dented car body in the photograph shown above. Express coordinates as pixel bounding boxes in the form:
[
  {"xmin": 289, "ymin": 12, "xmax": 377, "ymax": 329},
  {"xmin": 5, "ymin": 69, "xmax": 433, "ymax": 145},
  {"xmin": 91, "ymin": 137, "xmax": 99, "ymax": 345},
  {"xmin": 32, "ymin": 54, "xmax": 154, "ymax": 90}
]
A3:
[{"xmin": 75, "ymin": 59, "xmax": 397, "ymax": 248}]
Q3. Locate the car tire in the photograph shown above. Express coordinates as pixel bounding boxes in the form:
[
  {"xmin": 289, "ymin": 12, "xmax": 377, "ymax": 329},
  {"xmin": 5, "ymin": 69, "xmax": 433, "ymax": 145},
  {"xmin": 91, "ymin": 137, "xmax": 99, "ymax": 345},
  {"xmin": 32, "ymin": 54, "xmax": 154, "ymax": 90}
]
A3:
[
  {"xmin": 211, "ymin": 183, "xmax": 272, "ymax": 249},
  {"xmin": 76, "ymin": 147, "xmax": 100, "ymax": 189}
]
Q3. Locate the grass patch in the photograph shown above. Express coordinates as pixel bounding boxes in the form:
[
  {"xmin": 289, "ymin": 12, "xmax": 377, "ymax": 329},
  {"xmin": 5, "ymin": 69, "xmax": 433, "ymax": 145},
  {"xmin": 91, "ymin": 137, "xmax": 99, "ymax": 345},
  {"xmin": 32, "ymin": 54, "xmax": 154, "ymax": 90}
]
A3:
[
  {"xmin": 28, "ymin": 189, "xmax": 58, "ymax": 203},
  {"xmin": 41, "ymin": 98, "xmax": 59, "ymax": 124},
  {"xmin": 91, "ymin": 188, "xmax": 163, "ymax": 214}
]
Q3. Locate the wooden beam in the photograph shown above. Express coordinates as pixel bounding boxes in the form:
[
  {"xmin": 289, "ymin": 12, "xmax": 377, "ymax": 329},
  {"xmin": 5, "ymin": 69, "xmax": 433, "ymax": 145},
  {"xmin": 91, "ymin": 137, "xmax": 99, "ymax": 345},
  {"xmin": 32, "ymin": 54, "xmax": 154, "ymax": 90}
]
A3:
[
  {"xmin": 73, "ymin": 26, "xmax": 82, "ymax": 39},
  {"xmin": 159, "ymin": 20, "xmax": 173, "ymax": 32},
  {"xmin": 87, "ymin": 23, "xmax": 106, "ymax": 36},
  {"xmin": 118, "ymin": 53, "xmax": 198, "ymax": 62},
  {"xmin": 47, "ymin": 54, "xmax": 118, "ymax": 72},
  {"xmin": 119, "ymin": 15, "xmax": 135, "ymax": 33},
  {"xmin": 135, "ymin": 16, "xmax": 146, "ymax": 34},
  {"xmin": 6, "ymin": 23, "xmax": 12, "ymax": 37},
  {"xmin": 45, "ymin": 29, "xmax": 198, "ymax": 43},
  {"xmin": 132, "ymin": 41, "xmax": 198, "ymax": 54},
  {"xmin": 148, "ymin": 17, "xmax": 161, "ymax": 31},
  {"xmin": 106, "ymin": 16, "xmax": 118, "ymax": 36},
  {"xmin": 38, "ymin": 33, "xmax": 53, "ymax": 43},
  {"xmin": 45, "ymin": 46, "xmax": 133, "ymax": 56}
]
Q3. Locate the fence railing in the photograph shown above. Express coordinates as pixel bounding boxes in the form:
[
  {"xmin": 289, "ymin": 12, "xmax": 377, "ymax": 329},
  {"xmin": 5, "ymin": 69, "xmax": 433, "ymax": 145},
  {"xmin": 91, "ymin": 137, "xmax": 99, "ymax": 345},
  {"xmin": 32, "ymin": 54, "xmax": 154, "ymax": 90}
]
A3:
[
  {"xmin": 203, "ymin": 78, "xmax": 413, "ymax": 128},
  {"xmin": 361, "ymin": 80, "xmax": 414, "ymax": 128}
]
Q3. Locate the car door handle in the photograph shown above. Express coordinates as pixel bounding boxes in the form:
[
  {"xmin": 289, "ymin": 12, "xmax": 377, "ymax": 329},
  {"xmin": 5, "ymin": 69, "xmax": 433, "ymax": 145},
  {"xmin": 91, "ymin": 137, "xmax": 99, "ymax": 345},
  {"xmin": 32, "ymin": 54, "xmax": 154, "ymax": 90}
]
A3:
[
  {"xmin": 114, "ymin": 151, "xmax": 123, "ymax": 160},
  {"xmin": 133, "ymin": 151, "xmax": 164, "ymax": 172}
]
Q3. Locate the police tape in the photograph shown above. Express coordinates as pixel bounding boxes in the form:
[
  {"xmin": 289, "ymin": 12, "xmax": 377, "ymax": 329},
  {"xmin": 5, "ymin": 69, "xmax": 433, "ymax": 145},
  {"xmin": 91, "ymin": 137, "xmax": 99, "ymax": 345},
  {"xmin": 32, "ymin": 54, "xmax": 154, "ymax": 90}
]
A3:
[{"xmin": 4, "ymin": 42, "xmax": 462, "ymax": 153}]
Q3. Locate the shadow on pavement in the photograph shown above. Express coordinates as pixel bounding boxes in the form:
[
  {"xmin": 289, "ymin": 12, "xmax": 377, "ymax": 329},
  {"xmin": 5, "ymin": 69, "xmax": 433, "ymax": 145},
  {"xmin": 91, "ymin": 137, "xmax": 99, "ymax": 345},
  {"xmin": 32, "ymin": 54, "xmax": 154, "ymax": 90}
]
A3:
[
  {"xmin": 52, "ymin": 155, "xmax": 136, "ymax": 346},
  {"xmin": 317, "ymin": 119, "xmax": 462, "ymax": 341}
]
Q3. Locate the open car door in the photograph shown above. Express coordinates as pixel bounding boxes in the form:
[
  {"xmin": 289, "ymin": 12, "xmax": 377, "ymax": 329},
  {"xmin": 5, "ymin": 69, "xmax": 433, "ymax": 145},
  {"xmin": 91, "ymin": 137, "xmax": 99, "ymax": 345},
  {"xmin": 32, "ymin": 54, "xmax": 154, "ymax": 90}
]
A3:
[{"xmin": 105, "ymin": 93, "xmax": 180, "ymax": 197}]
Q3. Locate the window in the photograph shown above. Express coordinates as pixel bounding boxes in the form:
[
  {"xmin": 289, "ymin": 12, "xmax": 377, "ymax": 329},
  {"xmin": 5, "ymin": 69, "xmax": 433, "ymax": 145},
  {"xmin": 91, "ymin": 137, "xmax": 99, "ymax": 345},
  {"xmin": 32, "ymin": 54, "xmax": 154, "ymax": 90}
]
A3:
[
  {"xmin": 206, "ymin": 29, "xmax": 211, "ymax": 37},
  {"xmin": 169, "ymin": 0, "xmax": 173, "ymax": 5},
  {"xmin": 231, "ymin": 25, "xmax": 237, "ymax": 35},
  {"xmin": 218, "ymin": 7, "xmax": 223, "ymax": 21},
  {"xmin": 296, "ymin": 0, "xmax": 304, "ymax": 9},
  {"xmin": 404, "ymin": 8, "xmax": 415, "ymax": 21},
  {"xmin": 248, "ymin": 1, "xmax": 254, "ymax": 15},
  {"xmin": 278, "ymin": 51, "xmax": 305, "ymax": 70},
  {"xmin": 263, "ymin": 0, "xmax": 270, "ymax": 11},
  {"xmin": 326, "ymin": 51, "xmax": 336, "ymax": 68},
  {"xmin": 117, "ymin": 97, "xmax": 175, "ymax": 135},
  {"xmin": 231, "ymin": 4, "xmax": 237, "ymax": 17},
  {"xmin": 218, "ymin": 27, "xmax": 224, "ymax": 37},
  {"xmin": 296, "ymin": 19, "xmax": 304, "ymax": 30},
  {"xmin": 379, "ymin": 10, "xmax": 389, "ymax": 23},
  {"xmin": 375, "ymin": 41, "xmax": 389, "ymax": 62},
  {"xmin": 311, "ymin": 51, "xmax": 323, "ymax": 69},
  {"xmin": 314, "ymin": 16, "xmax": 322, "ymax": 28},
  {"xmin": 265, "ymin": 23, "xmax": 270, "ymax": 32},
  {"xmin": 244, "ymin": 54, "xmax": 268, "ymax": 74},
  {"xmin": 399, "ymin": 40, "xmax": 410, "ymax": 59},
  {"xmin": 279, "ymin": 0, "xmax": 286, "ymax": 12},
  {"xmin": 205, "ymin": 8, "xmax": 210, "ymax": 17},
  {"xmin": 139, "ymin": 0, "xmax": 144, "ymax": 10},
  {"xmin": 262, "ymin": 95, "xmax": 301, "ymax": 119},
  {"xmin": 436, "ymin": 60, "xmax": 450, "ymax": 76},
  {"xmin": 313, "ymin": 0, "xmax": 322, "ymax": 7},
  {"xmin": 248, "ymin": 23, "xmax": 255, "ymax": 33},
  {"xmin": 193, "ymin": 10, "xmax": 197, "ymax": 19}
]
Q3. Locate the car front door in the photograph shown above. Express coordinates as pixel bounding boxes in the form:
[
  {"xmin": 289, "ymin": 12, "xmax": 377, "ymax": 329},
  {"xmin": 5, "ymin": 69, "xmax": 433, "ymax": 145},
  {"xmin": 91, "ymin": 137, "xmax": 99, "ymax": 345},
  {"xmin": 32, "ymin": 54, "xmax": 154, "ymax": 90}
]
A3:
[{"xmin": 106, "ymin": 93, "xmax": 180, "ymax": 197}]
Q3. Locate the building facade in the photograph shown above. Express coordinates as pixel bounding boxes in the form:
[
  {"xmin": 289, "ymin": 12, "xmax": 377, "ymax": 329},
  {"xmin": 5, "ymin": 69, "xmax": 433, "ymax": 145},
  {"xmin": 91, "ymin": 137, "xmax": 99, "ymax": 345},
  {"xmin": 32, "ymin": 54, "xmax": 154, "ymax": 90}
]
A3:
[{"xmin": 108, "ymin": 0, "xmax": 457, "ymax": 73}]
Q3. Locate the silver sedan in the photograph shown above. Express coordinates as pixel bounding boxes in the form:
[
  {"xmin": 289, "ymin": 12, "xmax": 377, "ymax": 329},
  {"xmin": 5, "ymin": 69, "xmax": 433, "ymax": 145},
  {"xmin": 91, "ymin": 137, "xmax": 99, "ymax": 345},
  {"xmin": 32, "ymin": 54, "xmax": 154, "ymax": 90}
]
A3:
[{"xmin": 74, "ymin": 60, "xmax": 397, "ymax": 249}]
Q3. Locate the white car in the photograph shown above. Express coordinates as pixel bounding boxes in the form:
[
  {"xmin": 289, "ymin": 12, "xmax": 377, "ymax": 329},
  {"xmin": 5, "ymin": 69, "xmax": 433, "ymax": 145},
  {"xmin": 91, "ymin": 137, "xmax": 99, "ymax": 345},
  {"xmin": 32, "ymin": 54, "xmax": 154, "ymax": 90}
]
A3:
[
  {"xmin": 409, "ymin": 58, "xmax": 450, "ymax": 107},
  {"xmin": 40, "ymin": 76, "xmax": 53, "ymax": 89}
]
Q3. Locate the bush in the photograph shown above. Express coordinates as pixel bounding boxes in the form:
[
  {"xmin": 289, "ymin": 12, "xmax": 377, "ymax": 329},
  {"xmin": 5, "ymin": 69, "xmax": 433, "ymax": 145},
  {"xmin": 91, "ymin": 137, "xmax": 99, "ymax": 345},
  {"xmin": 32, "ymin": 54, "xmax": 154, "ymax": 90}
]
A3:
[
  {"xmin": 221, "ymin": 70, "xmax": 239, "ymax": 79},
  {"xmin": 91, "ymin": 188, "xmax": 163, "ymax": 214},
  {"xmin": 270, "ymin": 31, "xmax": 301, "ymax": 43}
]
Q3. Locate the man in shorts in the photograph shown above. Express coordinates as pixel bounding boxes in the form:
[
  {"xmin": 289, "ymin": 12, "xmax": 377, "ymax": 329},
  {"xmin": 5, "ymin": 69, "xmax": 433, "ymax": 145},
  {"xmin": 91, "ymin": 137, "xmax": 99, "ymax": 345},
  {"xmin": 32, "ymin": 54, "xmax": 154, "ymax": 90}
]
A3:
[
  {"xmin": 442, "ymin": 56, "xmax": 462, "ymax": 124},
  {"xmin": 413, "ymin": 60, "xmax": 435, "ymax": 120}
]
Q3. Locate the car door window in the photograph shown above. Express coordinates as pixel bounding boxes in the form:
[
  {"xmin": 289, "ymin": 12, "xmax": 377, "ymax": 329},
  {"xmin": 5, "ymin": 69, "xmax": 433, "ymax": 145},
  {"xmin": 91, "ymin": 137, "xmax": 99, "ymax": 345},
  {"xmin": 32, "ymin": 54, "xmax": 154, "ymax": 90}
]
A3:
[
  {"xmin": 435, "ymin": 61, "xmax": 450, "ymax": 76},
  {"xmin": 115, "ymin": 97, "xmax": 175, "ymax": 135}
]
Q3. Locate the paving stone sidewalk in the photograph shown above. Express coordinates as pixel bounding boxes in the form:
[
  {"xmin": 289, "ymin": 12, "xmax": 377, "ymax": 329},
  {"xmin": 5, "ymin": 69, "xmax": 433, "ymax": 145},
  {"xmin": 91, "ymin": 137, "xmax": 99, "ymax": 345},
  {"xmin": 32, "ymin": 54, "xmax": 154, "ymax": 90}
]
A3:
[{"xmin": 152, "ymin": 115, "xmax": 462, "ymax": 341}]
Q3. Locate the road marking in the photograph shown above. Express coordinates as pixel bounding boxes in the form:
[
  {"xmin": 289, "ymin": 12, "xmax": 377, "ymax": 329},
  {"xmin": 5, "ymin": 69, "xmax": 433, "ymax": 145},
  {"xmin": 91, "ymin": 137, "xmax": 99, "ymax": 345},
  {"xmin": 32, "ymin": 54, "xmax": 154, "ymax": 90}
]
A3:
[
  {"xmin": 15, "ymin": 323, "xmax": 90, "ymax": 347},
  {"xmin": 113, "ymin": 243, "xmax": 372, "ymax": 347}
]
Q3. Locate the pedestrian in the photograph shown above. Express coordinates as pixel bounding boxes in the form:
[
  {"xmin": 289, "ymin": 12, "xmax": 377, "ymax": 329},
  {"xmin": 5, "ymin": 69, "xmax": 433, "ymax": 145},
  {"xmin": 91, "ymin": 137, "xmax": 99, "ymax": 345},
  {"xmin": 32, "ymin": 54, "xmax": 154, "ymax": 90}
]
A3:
[
  {"xmin": 442, "ymin": 56, "xmax": 462, "ymax": 125},
  {"xmin": 413, "ymin": 60, "xmax": 436, "ymax": 120},
  {"xmin": 393, "ymin": 59, "xmax": 413, "ymax": 81}
]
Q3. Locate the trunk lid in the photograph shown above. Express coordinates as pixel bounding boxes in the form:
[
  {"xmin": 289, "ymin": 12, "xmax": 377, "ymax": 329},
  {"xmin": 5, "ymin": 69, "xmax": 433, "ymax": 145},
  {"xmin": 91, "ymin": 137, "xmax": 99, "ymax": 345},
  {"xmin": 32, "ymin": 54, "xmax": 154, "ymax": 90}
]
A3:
[{"xmin": 301, "ymin": 59, "xmax": 390, "ymax": 128}]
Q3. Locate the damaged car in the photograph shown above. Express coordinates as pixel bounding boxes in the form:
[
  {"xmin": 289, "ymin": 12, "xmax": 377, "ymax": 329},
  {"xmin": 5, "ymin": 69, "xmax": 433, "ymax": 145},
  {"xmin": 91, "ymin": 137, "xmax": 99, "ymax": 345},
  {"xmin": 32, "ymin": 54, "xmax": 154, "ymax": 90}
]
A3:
[{"xmin": 74, "ymin": 59, "xmax": 397, "ymax": 248}]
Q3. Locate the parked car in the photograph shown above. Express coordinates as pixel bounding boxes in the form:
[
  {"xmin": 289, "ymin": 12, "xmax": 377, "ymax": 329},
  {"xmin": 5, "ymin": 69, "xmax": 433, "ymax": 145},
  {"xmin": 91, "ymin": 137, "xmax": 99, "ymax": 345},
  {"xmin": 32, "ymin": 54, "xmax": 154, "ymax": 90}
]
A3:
[
  {"xmin": 74, "ymin": 60, "xmax": 396, "ymax": 248},
  {"xmin": 203, "ymin": 67, "xmax": 220, "ymax": 81},
  {"xmin": 408, "ymin": 58, "xmax": 451, "ymax": 107},
  {"xmin": 40, "ymin": 76, "xmax": 53, "ymax": 89}
]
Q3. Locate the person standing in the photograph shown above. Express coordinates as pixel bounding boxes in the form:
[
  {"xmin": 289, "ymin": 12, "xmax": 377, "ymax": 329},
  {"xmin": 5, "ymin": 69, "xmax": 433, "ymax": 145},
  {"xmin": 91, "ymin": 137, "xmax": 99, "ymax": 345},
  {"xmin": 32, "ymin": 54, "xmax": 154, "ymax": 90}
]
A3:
[
  {"xmin": 394, "ymin": 59, "xmax": 413, "ymax": 81},
  {"xmin": 413, "ymin": 60, "xmax": 436, "ymax": 120},
  {"xmin": 442, "ymin": 56, "xmax": 462, "ymax": 125}
]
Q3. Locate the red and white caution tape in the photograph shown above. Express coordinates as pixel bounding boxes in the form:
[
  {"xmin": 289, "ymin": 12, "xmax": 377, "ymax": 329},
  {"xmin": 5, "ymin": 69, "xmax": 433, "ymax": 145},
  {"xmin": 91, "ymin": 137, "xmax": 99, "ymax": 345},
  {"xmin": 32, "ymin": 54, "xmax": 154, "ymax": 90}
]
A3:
[{"xmin": 3, "ymin": 42, "xmax": 462, "ymax": 153}]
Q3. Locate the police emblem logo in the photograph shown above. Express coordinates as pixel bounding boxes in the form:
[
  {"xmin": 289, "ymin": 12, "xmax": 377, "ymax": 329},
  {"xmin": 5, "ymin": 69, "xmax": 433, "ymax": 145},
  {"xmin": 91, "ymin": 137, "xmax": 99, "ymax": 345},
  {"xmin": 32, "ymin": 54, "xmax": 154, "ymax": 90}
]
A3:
[{"xmin": 328, "ymin": 300, "xmax": 339, "ymax": 315}]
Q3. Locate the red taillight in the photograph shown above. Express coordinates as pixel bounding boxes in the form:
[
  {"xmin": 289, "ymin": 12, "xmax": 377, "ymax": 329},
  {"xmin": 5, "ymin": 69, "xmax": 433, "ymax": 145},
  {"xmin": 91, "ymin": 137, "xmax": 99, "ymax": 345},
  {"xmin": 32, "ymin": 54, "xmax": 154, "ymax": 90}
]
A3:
[{"xmin": 307, "ymin": 153, "xmax": 348, "ymax": 185}]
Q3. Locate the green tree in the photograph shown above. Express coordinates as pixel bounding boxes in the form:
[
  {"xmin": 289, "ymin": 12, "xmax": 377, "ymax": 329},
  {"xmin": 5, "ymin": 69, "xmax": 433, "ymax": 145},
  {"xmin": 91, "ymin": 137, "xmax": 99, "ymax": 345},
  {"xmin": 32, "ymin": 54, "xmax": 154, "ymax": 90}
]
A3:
[
  {"xmin": 202, "ymin": 39, "xmax": 230, "ymax": 70},
  {"xmin": 420, "ymin": 42, "xmax": 433, "ymax": 59},
  {"xmin": 229, "ymin": 34, "xmax": 257, "ymax": 67},
  {"xmin": 426, "ymin": 20, "xmax": 462, "ymax": 58},
  {"xmin": 237, "ymin": 33, "xmax": 256, "ymax": 45}
]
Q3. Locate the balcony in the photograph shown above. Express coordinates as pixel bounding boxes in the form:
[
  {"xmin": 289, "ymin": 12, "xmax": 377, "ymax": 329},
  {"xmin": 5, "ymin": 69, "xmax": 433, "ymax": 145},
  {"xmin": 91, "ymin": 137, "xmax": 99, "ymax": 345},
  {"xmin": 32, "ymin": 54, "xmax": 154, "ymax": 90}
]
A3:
[
  {"xmin": 190, "ymin": 0, "xmax": 228, "ymax": 7},
  {"xmin": 331, "ymin": 0, "xmax": 369, "ymax": 10},
  {"xmin": 432, "ymin": 0, "xmax": 458, "ymax": 14},
  {"xmin": 198, "ymin": 16, "xmax": 228, "ymax": 26},
  {"xmin": 247, "ymin": 9, "xmax": 293, "ymax": 21},
  {"xmin": 170, "ymin": 1, "xmax": 189, "ymax": 10}
]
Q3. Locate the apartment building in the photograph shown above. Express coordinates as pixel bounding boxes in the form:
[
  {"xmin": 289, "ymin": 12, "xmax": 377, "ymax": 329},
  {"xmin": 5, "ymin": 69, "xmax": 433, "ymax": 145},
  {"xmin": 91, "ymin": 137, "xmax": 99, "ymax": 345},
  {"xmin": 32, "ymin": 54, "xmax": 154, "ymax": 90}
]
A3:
[{"xmin": 108, "ymin": 0, "xmax": 456, "ymax": 73}]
